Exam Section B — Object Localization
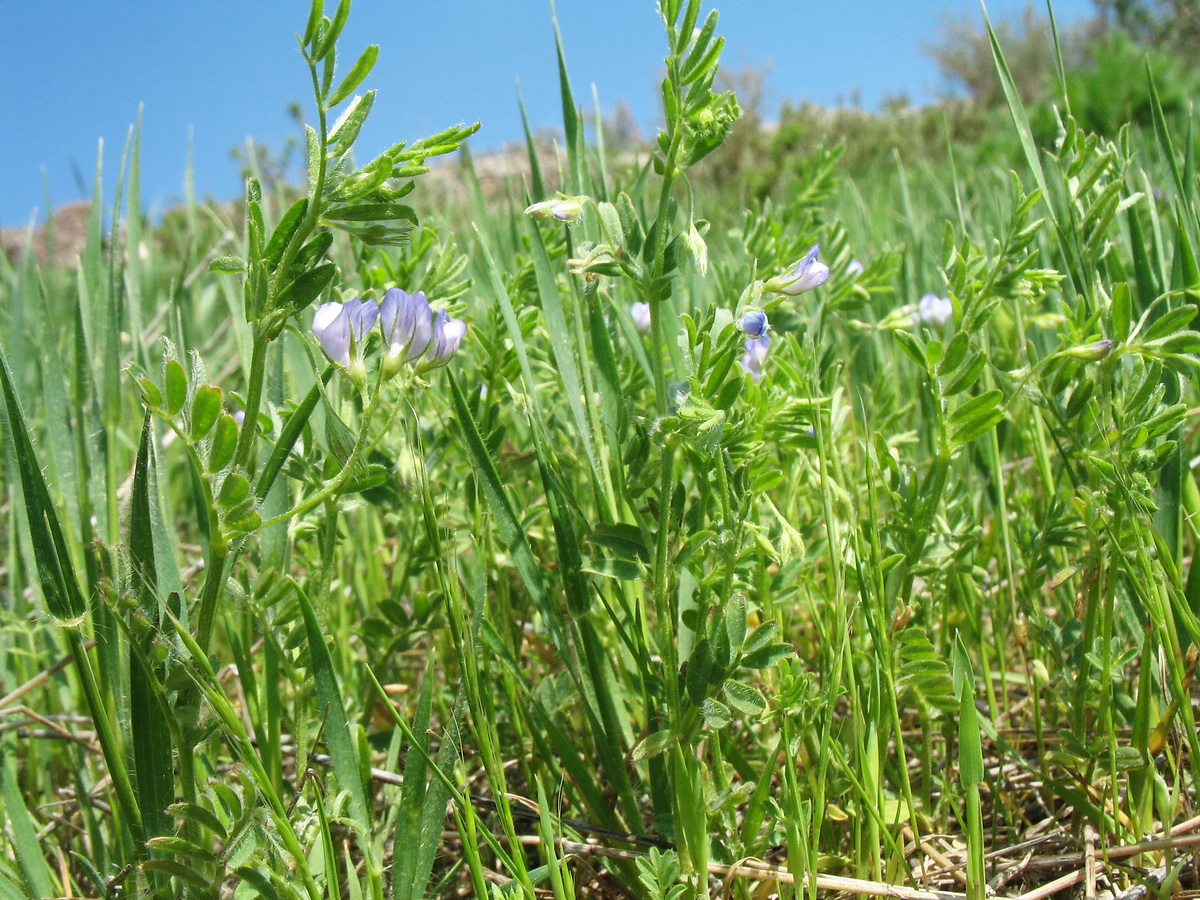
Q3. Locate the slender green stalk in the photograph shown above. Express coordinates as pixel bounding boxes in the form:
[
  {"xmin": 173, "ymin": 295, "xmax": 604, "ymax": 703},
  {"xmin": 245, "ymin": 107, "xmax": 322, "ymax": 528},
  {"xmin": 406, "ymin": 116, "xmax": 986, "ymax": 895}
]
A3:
[
  {"xmin": 233, "ymin": 334, "xmax": 270, "ymax": 469},
  {"xmin": 193, "ymin": 542, "xmax": 230, "ymax": 657},
  {"xmin": 68, "ymin": 630, "xmax": 145, "ymax": 855}
]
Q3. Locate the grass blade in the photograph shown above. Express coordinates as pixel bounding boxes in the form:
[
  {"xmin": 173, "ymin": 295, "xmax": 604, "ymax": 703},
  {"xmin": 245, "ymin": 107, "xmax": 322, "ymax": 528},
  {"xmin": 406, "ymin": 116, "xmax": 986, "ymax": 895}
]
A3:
[
  {"xmin": 128, "ymin": 413, "xmax": 175, "ymax": 842},
  {"xmin": 0, "ymin": 748, "xmax": 57, "ymax": 899},
  {"xmin": 296, "ymin": 581, "xmax": 371, "ymax": 827},
  {"xmin": 0, "ymin": 344, "xmax": 87, "ymax": 623},
  {"xmin": 448, "ymin": 306, "xmax": 569, "ymax": 658},
  {"xmin": 527, "ymin": 218, "xmax": 601, "ymax": 485},
  {"xmin": 391, "ymin": 660, "xmax": 456, "ymax": 900}
]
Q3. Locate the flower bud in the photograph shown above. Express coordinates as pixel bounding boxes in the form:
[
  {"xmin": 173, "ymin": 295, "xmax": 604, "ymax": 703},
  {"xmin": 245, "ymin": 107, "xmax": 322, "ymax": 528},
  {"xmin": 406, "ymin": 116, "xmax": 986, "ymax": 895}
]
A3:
[
  {"xmin": 765, "ymin": 243, "xmax": 830, "ymax": 295},
  {"xmin": 525, "ymin": 196, "xmax": 586, "ymax": 223},
  {"xmin": 682, "ymin": 222, "xmax": 709, "ymax": 275},
  {"xmin": 1064, "ymin": 339, "xmax": 1114, "ymax": 361},
  {"xmin": 739, "ymin": 310, "xmax": 768, "ymax": 339},
  {"xmin": 630, "ymin": 301, "xmax": 651, "ymax": 334}
]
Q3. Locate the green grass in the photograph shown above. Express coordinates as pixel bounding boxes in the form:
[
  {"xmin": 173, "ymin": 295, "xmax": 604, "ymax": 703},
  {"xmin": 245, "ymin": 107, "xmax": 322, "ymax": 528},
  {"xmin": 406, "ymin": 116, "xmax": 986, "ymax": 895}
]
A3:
[{"xmin": 2, "ymin": 1, "xmax": 1200, "ymax": 898}]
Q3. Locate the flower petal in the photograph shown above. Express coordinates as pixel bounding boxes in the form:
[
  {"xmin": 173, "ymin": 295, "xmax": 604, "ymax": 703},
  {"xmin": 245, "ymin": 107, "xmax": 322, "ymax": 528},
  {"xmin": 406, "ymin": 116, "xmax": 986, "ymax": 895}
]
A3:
[{"xmin": 316, "ymin": 305, "xmax": 351, "ymax": 366}]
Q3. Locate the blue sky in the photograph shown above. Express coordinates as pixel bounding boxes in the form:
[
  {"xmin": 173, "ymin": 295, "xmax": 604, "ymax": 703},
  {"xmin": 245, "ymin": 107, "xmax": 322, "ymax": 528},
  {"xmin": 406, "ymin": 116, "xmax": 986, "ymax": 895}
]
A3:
[{"xmin": 0, "ymin": 1, "xmax": 1093, "ymax": 229}]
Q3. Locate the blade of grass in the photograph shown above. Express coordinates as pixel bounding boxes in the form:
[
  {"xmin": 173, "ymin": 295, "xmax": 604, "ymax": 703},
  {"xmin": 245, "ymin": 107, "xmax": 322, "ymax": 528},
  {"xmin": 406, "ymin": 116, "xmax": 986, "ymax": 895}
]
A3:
[
  {"xmin": 516, "ymin": 86, "xmax": 547, "ymax": 202},
  {"xmin": 0, "ymin": 748, "xmax": 57, "ymax": 900},
  {"xmin": 549, "ymin": 0, "xmax": 586, "ymax": 196},
  {"xmin": 295, "ymin": 580, "xmax": 372, "ymax": 830},
  {"xmin": 391, "ymin": 659, "xmax": 449, "ymax": 900},
  {"xmin": 128, "ymin": 413, "xmax": 175, "ymax": 842},
  {"xmin": 165, "ymin": 610, "xmax": 321, "ymax": 900},
  {"xmin": 447, "ymin": 345, "xmax": 569, "ymax": 658},
  {"xmin": 526, "ymin": 218, "xmax": 605, "ymax": 501},
  {"xmin": 1145, "ymin": 59, "xmax": 1196, "ymax": 238},
  {"xmin": 954, "ymin": 634, "xmax": 986, "ymax": 900},
  {"xmin": 0, "ymin": 345, "xmax": 143, "ymax": 857},
  {"xmin": 362, "ymin": 665, "xmax": 526, "ymax": 880}
]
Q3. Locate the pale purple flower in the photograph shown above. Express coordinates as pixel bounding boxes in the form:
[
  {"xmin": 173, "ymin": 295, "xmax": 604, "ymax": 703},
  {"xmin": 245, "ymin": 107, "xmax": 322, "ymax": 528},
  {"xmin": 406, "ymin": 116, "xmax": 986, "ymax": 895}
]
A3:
[
  {"xmin": 739, "ymin": 310, "xmax": 768, "ymax": 339},
  {"xmin": 846, "ymin": 259, "xmax": 865, "ymax": 277},
  {"xmin": 766, "ymin": 244, "xmax": 830, "ymax": 295},
  {"xmin": 312, "ymin": 298, "xmax": 379, "ymax": 369},
  {"xmin": 916, "ymin": 293, "xmax": 953, "ymax": 328},
  {"xmin": 420, "ymin": 309, "xmax": 468, "ymax": 371},
  {"xmin": 380, "ymin": 288, "xmax": 435, "ymax": 369},
  {"xmin": 630, "ymin": 301, "xmax": 652, "ymax": 334},
  {"xmin": 739, "ymin": 309, "xmax": 771, "ymax": 382},
  {"xmin": 741, "ymin": 334, "xmax": 771, "ymax": 383}
]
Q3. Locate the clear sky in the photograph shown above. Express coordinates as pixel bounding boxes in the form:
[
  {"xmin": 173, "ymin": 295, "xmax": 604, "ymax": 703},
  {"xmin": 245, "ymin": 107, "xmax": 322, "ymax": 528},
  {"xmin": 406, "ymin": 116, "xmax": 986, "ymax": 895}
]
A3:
[{"xmin": 0, "ymin": 1, "xmax": 1093, "ymax": 229}]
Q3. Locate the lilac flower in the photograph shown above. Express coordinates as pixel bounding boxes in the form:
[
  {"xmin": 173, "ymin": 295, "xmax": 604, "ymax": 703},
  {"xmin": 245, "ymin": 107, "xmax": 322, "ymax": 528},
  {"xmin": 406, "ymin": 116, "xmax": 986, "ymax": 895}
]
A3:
[
  {"xmin": 739, "ymin": 310, "xmax": 771, "ymax": 383},
  {"xmin": 380, "ymin": 288, "xmax": 435, "ymax": 374},
  {"xmin": 420, "ymin": 309, "xmax": 468, "ymax": 371},
  {"xmin": 739, "ymin": 310, "xmax": 768, "ymax": 339},
  {"xmin": 378, "ymin": 288, "xmax": 467, "ymax": 375},
  {"xmin": 916, "ymin": 293, "xmax": 953, "ymax": 328},
  {"xmin": 846, "ymin": 258, "xmax": 865, "ymax": 277},
  {"xmin": 525, "ymin": 196, "xmax": 585, "ymax": 223},
  {"xmin": 765, "ymin": 244, "xmax": 830, "ymax": 295},
  {"xmin": 630, "ymin": 301, "xmax": 652, "ymax": 334},
  {"xmin": 312, "ymin": 298, "xmax": 379, "ymax": 381}
]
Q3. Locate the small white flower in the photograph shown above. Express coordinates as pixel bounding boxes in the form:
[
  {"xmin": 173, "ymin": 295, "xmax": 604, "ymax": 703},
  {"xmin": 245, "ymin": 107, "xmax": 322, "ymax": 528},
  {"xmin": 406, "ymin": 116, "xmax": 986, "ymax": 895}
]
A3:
[
  {"xmin": 380, "ymin": 288, "xmax": 435, "ymax": 375},
  {"xmin": 740, "ymin": 333, "xmax": 772, "ymax": 383},
  {"xmin": 630, "ymin": 301, "xmax": 652, "ymax": 334},
  {"xmin": 916, "ymin": 293, "xmax": 953, "ymax": 328}
]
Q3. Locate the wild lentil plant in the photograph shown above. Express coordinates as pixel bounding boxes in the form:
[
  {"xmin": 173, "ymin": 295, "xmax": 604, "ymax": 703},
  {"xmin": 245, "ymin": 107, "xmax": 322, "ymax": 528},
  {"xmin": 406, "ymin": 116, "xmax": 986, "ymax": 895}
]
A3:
[{"xmin": 1, "ymin": 0, "xmax": 476, "ymax": 895}]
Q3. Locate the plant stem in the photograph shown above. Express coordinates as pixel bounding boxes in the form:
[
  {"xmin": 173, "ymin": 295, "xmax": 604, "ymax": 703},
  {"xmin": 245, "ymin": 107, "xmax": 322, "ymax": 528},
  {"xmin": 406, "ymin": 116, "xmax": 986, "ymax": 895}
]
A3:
[
  {"xmin": 69, "ymin": 629, "xmax": 146, "ymax": 855},
  {"xmin": 194, "ymin": 541, "xmax": 230, "ymax": 656},
  {"xmin": 259, "ymin": 390, "xmax": 385, "ymax": 529},
  {"xmin": 233, "ymin": 332, "xmax": 269, "ymax": 469}
]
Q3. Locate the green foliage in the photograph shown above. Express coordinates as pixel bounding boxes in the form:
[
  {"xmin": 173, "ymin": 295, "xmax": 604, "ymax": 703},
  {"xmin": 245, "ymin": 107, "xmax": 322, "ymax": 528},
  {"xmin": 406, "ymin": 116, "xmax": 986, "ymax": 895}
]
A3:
[
  {"xmin": 1059, "ymin": 30, "xmax": 1200, "ymax": 137},
  {"xmin": 6, "ymin": 1, "xmax": 1200, "ymax": 898}
]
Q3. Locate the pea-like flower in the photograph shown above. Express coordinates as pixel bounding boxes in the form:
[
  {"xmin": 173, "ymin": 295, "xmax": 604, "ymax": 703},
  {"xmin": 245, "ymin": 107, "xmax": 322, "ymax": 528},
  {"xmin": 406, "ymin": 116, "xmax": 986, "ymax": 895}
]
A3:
[
  {"xmin": 630, "ymin": 301, "xmax": 652, "ymax": 334},
  {"xmin": 312, "ymin": 298, "xmax": 379, "ymax": 383},
  {"xmin": 916, "ymin": 293, "xmax": 953, "ymax": 328},
  {"xmin": 525, "ymin": 196, "xmax": 585, "ymax": 223},
  {"xmin": 765, "ymin": 244, "xmax": 830, "ymax": 295},
  {"xmin": 739, "ymin": 310, "xmax": 771, "ymax": 383},
  {"xmin": 846, "ymin": 258, "xmax": 865, "ymax": 277},
  {"xmin": 420, "ymin": 309, "xmax": 468, "ymax": 371},
  {"xmin": 380, "ymin": 288, "xmax": 435, "ymax": 375},
  {"xmin": 379, "ymin": 288, "xmax": 467, "ymax": 375}
]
